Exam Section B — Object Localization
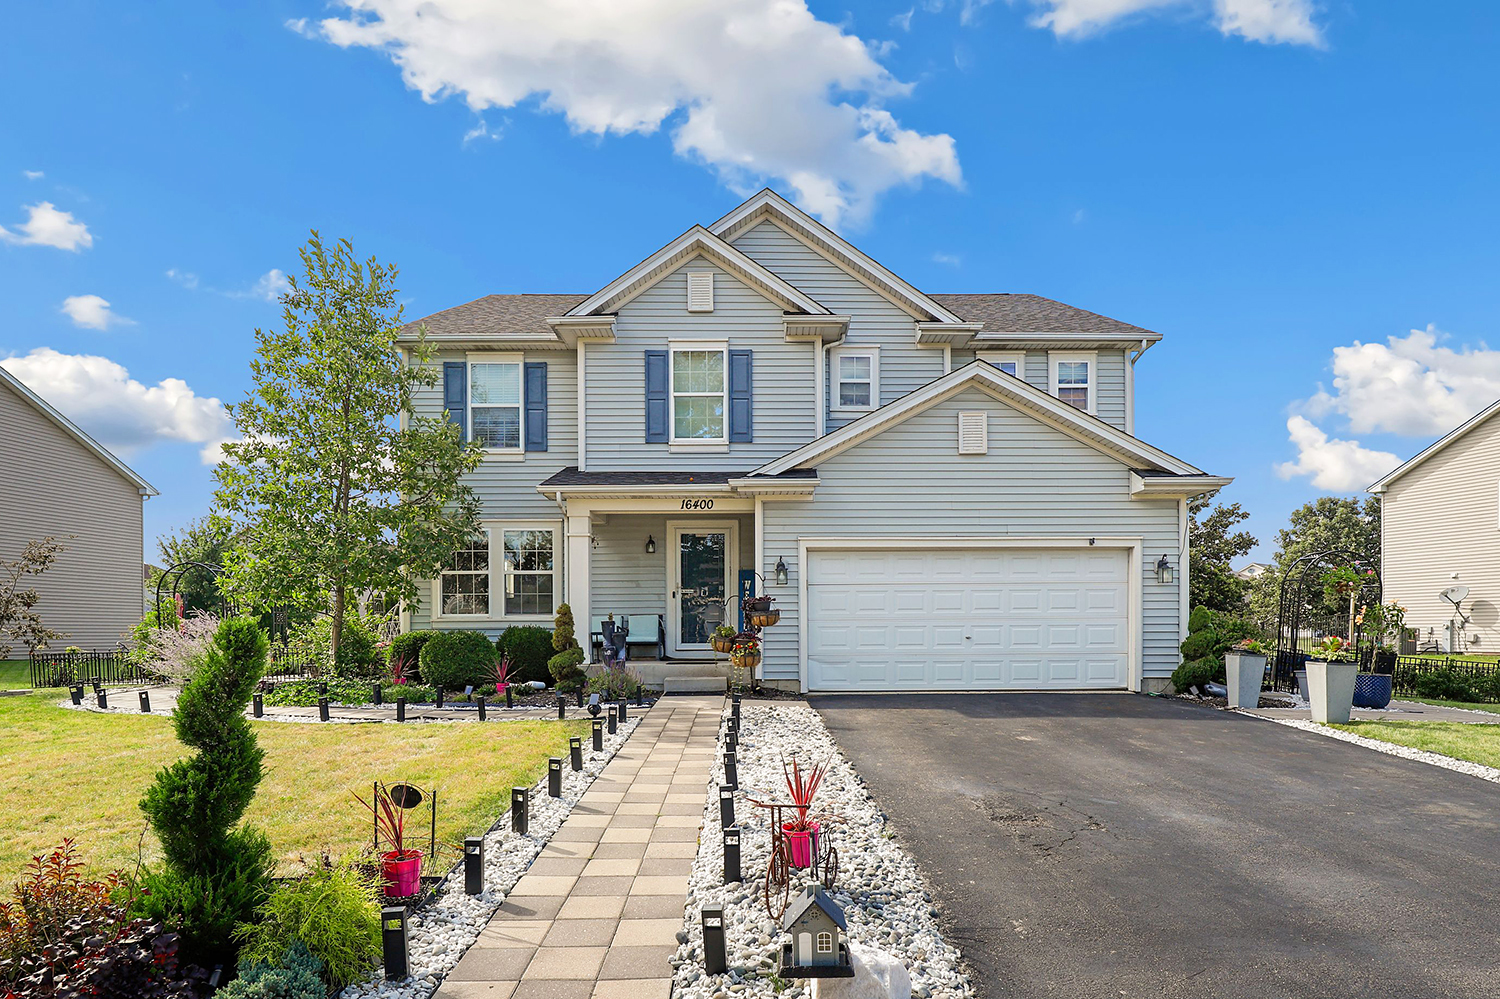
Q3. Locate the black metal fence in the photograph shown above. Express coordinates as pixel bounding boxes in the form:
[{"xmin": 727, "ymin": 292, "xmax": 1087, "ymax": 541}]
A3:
[
  {"xmin": 29, "ymin": 649, "xmax": 148, "ymax": 688},
  {"xmin": 1391, "ymin": 656, "xmax": 1500, "ymax": 701}
]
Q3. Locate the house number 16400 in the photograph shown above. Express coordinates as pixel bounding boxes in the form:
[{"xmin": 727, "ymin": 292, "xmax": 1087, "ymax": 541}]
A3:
[{"xmin": 680, "ymin": 499, "xmax": 715, "ymax": 510}]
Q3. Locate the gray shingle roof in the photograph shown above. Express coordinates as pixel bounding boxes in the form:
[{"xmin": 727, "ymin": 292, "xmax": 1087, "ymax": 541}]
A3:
[
  {"xmin": 929, "ymin": 293, "xmax": 1158, "ymax": 338},
  {"xmin": 401, "ymin": 294, "xmax": 588, "ymax": 339}
]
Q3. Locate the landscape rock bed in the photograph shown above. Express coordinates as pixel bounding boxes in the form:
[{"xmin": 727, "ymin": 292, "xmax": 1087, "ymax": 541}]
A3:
[
  {"xmin": 340, "ymin": 713, "xmax": 640, "ymax": 999},
  {"xmin": 673, "ymin": 702, "xmax": 974, "ymax": 999}
]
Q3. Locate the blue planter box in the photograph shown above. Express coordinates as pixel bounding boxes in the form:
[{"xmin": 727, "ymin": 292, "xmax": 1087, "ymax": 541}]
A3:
[{"xmin": 1353, "ymin": 673, "xmax": 1393, "ymax": 709}]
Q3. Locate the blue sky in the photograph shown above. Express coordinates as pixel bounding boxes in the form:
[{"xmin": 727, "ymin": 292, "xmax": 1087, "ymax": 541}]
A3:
[{"xmin": 3, "ymin": 1, "xmax": 1498, "ymax": 564}]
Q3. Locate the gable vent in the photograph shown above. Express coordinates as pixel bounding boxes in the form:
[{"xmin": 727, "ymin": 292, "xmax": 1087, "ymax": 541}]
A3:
[
  {"xmin": 687, "ymin": 272, "xmax": 714, "ymax": 312},
  {"xmin": 957, "ymin": 411, "xmax": 988, "ymax": 455}
]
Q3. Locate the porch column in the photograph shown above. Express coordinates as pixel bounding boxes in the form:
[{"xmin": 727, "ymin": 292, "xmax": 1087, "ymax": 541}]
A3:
[{"xmin": 565, "ymin": 505, "xmax": 593, "ymax": 662}]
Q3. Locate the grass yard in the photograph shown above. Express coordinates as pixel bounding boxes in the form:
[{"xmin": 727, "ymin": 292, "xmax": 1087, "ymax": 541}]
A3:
[
  {"xmin": 0, "ymin": 659, "xmax": 28, "ymax": 690},
  {"xmin": 1331, "ymin": 720, "xmax": 1500, "ymax": 770},
  {"xmin": 0, "ymin": 692, "xmax": 589, "ymax": 883},
  {"xmin": 1400, "ymin": 697, "xmax": 1500, "ymax": 715}
]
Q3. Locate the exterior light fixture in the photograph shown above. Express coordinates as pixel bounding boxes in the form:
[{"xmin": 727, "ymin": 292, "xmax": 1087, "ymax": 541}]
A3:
[
  {"xmin": 1156, "ymin": 555, "xmax": 1174, "ymax": 585},
  {"xmin": 646, "ymin": 534, "xmax": 656, "ymax": 554},
  {"xmin": 775, "ymin": 556, "xmax": 789, "ymax": 586}
]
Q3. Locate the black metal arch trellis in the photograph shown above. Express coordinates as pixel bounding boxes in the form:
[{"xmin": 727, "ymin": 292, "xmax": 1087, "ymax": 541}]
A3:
[
  {"xmin": 1272, "ymin": 548, "xmax": 1381, "ymax": 691},
  {"xmin": 153, "ymin": 560, "xmax": 232, "ymax": 628}
]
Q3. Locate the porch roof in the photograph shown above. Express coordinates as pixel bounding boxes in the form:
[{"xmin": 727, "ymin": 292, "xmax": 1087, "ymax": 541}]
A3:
[{"xmin": 539, "ymin": 467, "xmax": 816, "ymax": 487}]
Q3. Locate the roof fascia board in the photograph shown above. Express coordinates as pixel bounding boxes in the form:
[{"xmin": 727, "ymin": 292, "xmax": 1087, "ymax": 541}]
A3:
[
  {"xmin": 566, "ymin": 225, "xmax": 828, "ymax": 318},
  {"xmin": 1128, "ymin": 472, "xmax": 1234, "ymax": 498},
  {"xmin": 1368, "ymin": 400, "xmax": 1500, "ymax": 492},
  {"xmin": 751, "ymin": 361, "xmax": 1203, "ymax": 478},
  {"xmin": 709, "ymin": 191, "xmax": 966, "ymax": 324},
  {"xmin": 0, "ymin": 367, "xmax": 158, "ymax": 495}
]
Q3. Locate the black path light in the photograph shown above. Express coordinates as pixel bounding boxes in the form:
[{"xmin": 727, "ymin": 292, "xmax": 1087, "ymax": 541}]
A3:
[
  {"xmin": 719, "ymin": 784, "xmax": 735, "ymax": 829},
  {"xmin": 396, "ymin": 696, "xmax": 406, "ymax": 723},
  {"xmin": 731, "ymin": 695, "xmax": 741, "ymax": 720},
  {"xmin": 607, "ymin": 704, "xmax": 617, "ymax": 735},
  {"xmin": 69, "ymin": 684, "xmax": 83, "ymax": 706},
  {"xmin": 435, "ymin": 687, "xmax": 444, "ymax": 709},
  {"xmin": 477, "ymin": 695, "xmax": 487, "ymax": 721},
  {"xmin": 372, "ymin": 683, "xmax": 383, "ymax": 706},
  {"xmin": 635, "ymin": 687, "xmax": 643, "ymax": 707},
  {"xmin": 726, "ymin": 725, "xmax": 737, "ymax": 755},
  {"xmin": 576, "ymin": 688, "xmax": 585, "ymax": 709},
  {"xmin": 511, "ymin": 787, "xmax": 529, "ymax": 835},
  {"xmin": 548, "ymin": 757, "xmax": 562, "ymax": 797},
  {"xmin": 317, "ymin": 680, "xmax": 328, "ymax": 696},
  {"xmin": 723, "ymin": 825, "xmax": 741, "ymax": 884},
  {"xmin": 138, "ymin": 690, "xmax": 151, "ymax": 713},
  {"xmin": 319, "ymin": 697, "xmax": 330, "ymax": 722},
  {"xmin": 618, "ymin": 698, "xmax": 628, "ymax": 723},
  {"xmin": 91, "ymin": 676, "xmax": 102, "ymax": 693},
  {"xmin": 570, "ymin": 736, "xmax": 583, "ymax": 771},
  {"xmin": 253, "ymin": 692, "xmax": 263, "ymax": 717},
  {"xmin": 96, "ymin": 688, "xmax": 107, "ymax": 709},
  {"xmin": 463, "ymin": 837, "xmax": 485, "ymax": 895},
  {"xmin": 557, "ymin": 696, "xmax": 566, "ymax": 720},
  {"xmin": 381, "ymin": 906, "xmax": 409, "ymax": 981},
  {"xmin": 724, "ymin": 751, "xmax": 738, "ymax": 791},
  {"xmin": 588, "ymin": 693, "xmax": 601, "ymax": 716},
  {"xmin": 702, "ymin": 906, "xmax": 728, "ymax": 975},
  {"xmin": 592, "ymin": 718, "xmax": 604, "ymax": 751},
  {"xmin": 505, "ymin": 685, "xmax": 513, "ymax": 709}
]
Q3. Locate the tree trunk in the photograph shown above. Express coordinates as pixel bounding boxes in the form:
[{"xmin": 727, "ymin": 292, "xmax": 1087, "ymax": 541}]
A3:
[{"xmin": 331, "ymin": 584, "xmax": 345, "ymax": 667}]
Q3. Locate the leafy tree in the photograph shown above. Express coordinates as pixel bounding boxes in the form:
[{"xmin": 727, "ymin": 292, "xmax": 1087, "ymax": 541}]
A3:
[
  {"xmin": 1249, "ymin": 496, "xmax": 1381, "ymax": 631},
  {"xmin": 0, "ymin": 537, "xmax": 67, "ymax": 657},
  {"xmin": 1188, "ymin": 497, "xmax": 1258, "ymax": 613},
  {"xmin": 149, "ymin": 515, "xmax": 236, "ymax": 615},
  {"xmin": 213, "ymin": 233, "xmax": 482, "ymax": 661}
]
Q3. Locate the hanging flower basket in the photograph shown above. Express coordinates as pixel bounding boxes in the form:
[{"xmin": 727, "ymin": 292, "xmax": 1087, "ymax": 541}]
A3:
[
  {"xmin": 730, "ymin": 634, "xmax": 762, "ymax": 671},
  {"xmin": 748, "ymin": 608, "xmax": 781, "ymax": 629},
  {"xmin": 711, "ymin": 634, "xmax": 736, "ymax": 655}
]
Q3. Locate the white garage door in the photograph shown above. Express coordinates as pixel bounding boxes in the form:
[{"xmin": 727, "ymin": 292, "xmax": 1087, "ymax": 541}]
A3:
[{"xmin": 806, "ymin": 547, "xmax": 1130, "ymax": 691}]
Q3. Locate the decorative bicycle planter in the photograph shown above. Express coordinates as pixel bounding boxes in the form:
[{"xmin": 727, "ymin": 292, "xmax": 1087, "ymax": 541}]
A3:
[{"xmin": 757, "ymin": 802, "xmax": 840, "ymax": 920}]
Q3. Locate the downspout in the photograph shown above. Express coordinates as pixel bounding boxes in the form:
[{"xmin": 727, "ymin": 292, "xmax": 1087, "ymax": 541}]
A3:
[{"xmin": 1126, "ymin": 338, "xmax": 1152, "ymax": 437}]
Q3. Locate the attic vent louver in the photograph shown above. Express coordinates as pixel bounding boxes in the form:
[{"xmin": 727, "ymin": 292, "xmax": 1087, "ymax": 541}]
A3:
[
  {"xmin": 687, "ymin": 272, "xmax": 714, "ymax": 312},
  {"xmin": 957, "ymin": 411, "xmax": 988, "ymax": 455}
]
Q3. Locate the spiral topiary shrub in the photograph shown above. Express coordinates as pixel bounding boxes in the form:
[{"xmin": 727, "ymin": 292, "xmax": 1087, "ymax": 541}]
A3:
[
  {"xmin": 137, "ymin": 616, "xmax": 276, "ymax": 966},
  {"xmin": 419, "ymin": 630, "xmax": 498, "ymax": 691},
  {"xmin": 548, "ymin": 647, "xmax": 587, "ymax": 688},
  {"xmin": 496, "ymin": 625, "xmax": 554, "ymax": 686}
]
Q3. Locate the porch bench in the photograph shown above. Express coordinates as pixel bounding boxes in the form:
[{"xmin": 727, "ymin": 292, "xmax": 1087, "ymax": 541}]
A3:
[{"xmin": 590, "ymin": 614, "xmax": 666, "ymax": 663}]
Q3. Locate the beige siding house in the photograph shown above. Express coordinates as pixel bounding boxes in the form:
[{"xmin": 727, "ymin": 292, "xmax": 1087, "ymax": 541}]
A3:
[
  {"xmin": 1370, "ymin": 401, "xmax": 1500, "ymax": 653},
  {"xmin": 0, "ymin": 367, "xmax": 158, "ymax": 651}
]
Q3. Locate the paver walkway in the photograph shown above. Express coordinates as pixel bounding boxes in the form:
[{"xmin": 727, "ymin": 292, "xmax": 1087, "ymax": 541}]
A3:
[
  {"xmin": 437, "ymin": 694, "xmax": 722, "ymax": 999},
  {"xmin": 1245, "ymin": 697, "xmax": 1500, "ymax": 723}
]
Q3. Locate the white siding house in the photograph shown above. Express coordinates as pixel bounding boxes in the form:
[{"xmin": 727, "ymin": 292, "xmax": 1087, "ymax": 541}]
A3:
[
  {"xmin": 1370, "ymin": 401, "xmax": 1500, "ymax": 653},
  {"xmin": 0, "ymin": 366, "xmax": 158, "ymax": 652},
  {"xmin": 400, "ymin": 190, "xmax": 1228, "ymax": 693}
]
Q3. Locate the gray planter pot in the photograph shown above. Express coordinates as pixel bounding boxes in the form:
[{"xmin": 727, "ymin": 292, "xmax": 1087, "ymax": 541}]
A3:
[
  {"xmin": 1225, "ymin": 652, "xmax": 1267, "ymax": 709},
  {"xmin": 1305, "ymin": 660, "xmax": 1359, "ymax": 724}
]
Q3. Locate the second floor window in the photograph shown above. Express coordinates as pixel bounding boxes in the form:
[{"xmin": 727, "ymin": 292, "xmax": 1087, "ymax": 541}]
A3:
[
  {"xmin": 831, "ymin": 346, "xmax": 879, "ymax": 414},
  {"xmin": 1050, "ymin": 353, "xmax": 1094, "ymax": 413},
  {"xmin": 440, "ymin": 538, "xmax": 490, "ymax": 616},
  {"xmin": 471, "ymin": 361, "xmax": 522, "ymax": 450},
  {"xmin": 672, "ymin": 349, "xmax": 726, "ymax": 441}
]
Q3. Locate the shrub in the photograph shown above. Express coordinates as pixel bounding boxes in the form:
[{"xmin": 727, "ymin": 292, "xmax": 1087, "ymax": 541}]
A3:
[
  {"xmin": 0, "ymin": 840, "xmax": 125, "ymax": 973},
  {"xmin": 217, "ymin": 940, "xmax": 325, "ymax": 999},
  {"xmin": 286, "ymin": 613, "xmax": 385, "ymax": 680},
  {"xmin": 3, "ymin": 917, "xmax": 213, "ymax": 997},
  {"xmin": 497, "ymin": 625, "xmax": 554, "ymax": 686},
  {"xmin": 548, "ymin": 647, "xmax": 586, "ymax": 687},
  {"xmin": 587, "ymin": 664, "xmax": 641, "ymax": 701},
  {"xmin": 1411, "ymin": 668, "xmax": 1481, "ymax": 702},
  {"xmin": 234, "ymin": 860, "xmax": 381, "ymax": 990},
  {"xmin": 137, "ymin": 617, "xmax": 275, "ymax": 966},
  {"xmin": 553, "ymin": 603, "xmax": 577, "ymax": 652},
  {"xmin": 1171, "ymin": 659, "xmax": 1221, "ymax": 695},
  {"xmin": 419, "ymin": 630, "xmax": 498, "ymax": 691},
  {"xmin": 388, "ymin": 630, "xmax": 435, "ymax": 683},
  {"xmin": 150, "ymin": 612, "xmax": 222, "ymax": 683},
  {"xmin": 1178, "ymin": 610, "xmax": 1258, "ymax": 672},
  {"xmin": 1187, "ymin": 605, "xmax": 1213, "ymax": 634}
]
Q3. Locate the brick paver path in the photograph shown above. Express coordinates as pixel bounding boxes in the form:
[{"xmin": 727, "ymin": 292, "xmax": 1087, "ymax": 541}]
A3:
[{"xmin": 436, "ymin": 694, "xmax": 722, "ymax": 999}]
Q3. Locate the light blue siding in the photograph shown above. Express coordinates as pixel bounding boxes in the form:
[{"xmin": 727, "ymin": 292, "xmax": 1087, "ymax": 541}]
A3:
[
  {"xmin": 954, "ymin": 349, "xmax": 1130, "ymax": 430},
  {"xmin": 758, "ymin": 386, "xmax": 1181, "ymax": 685},
  {"xmin": 590, "ymin": 513, "xmax": 754, "ymax": 626}
]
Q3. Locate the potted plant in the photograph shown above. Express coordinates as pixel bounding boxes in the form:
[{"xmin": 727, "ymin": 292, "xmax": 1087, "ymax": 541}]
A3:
[
  {"xmin": 710, "ymin": 625, "xmax": 737, "ymax": 655},
  {"xmin": 729, "ymin": 632, "xmax": 761, "ymax": 672},
  {"xmin": 780, "ymin": 756, "xmax": 830, "ymax": 869},
  {"xmin": 1305, "ymin": 635, "xmax": 1359, "ymax": 724},
  {"xmin": 1225, "ymin": 638, "xmax": 1269, "ymax": 709},
  {"xmin": 489, "ymin": 653, "xmax": 512, "ymax": 695},
  {"xmin": 354, "ymin": 782, "xmax": 422, "ymax": 898},
  {"xmin": 745, "ymin": 595, "xmax": 781, "ymax": 630}
]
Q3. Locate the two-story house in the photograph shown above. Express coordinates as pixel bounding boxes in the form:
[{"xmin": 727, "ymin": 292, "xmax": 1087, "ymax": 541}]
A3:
[{"xmin": 398, "ymin": 190, "xmax": 1228, "ymax": 693}]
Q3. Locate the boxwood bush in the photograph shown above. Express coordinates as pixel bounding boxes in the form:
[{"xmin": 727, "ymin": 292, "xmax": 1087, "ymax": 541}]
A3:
[
  {"xmin": 497, "ymin": 625, "xmax": 554, "ymax": 686},
  {"xmin": 419, "ymin": 630, "xmax": 498, "ymax": 691},
  {"xmin": 388, "ymin": 630, "xmax": 435, "ymax": 683}
]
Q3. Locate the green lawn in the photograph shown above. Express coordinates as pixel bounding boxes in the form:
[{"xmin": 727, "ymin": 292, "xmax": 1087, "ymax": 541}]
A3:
[
  {"xmin": 1330, "ymin": 720, "xmax": 1500, "ymax": 769},
  {"xmin": 1399, "ymin": 696, "xmax": 1500, "ymax": 715},
  {"xmin": 0, "ymin": 660, "xmax": 28, "ymax": 690},
  {"xmin": 0, "ymin": 692, "xmax": 589, "ymax": 883}
]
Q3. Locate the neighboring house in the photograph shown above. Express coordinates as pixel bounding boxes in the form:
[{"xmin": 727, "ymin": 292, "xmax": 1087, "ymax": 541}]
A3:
[
  {"xmin": 399, "ymin": 190, "xmax": 1228, "ymax": 693},
  {"xmin": 1234, "ymin": 562, "xmax": 1271, "ymax": 582},
  {"xmin": 1370, "ymin": 400, "xmax": 1500, "ymax": 653},
  {"xmin": 0, "ymin": 366, "xmax": 158, "ymax": 651}
]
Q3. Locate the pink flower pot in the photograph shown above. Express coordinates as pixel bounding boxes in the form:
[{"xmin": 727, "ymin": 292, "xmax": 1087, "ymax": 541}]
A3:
[
  {"xmin": 381, "ymin": 849, "xmax": 423, "ymax": 897},
  {"xmin": 782, "ymin": 820, "xmax": 819, "ymax": 869}
]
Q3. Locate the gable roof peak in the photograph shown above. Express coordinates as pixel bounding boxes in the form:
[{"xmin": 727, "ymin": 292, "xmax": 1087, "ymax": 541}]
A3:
[{"xmin": 0, "ymin": 366, "xmax": 158, "ymax": 496}]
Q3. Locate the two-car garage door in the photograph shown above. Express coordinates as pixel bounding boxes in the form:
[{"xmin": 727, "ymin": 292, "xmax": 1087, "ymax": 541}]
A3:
[{"xmin": 805, "ymin": 547, "xmax": 1130, "ymax": 691}]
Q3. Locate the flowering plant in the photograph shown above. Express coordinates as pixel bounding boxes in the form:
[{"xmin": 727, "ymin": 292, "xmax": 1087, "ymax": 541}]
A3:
[
  {"xmin": 1232, "ymin": 638, "xmax": 1270, "ymax": 654},
  {"xmin": 1311, "ymin": 635, "xmax": 1358, "ymax": 663},
  {"xmin": 729, "ymin": 633, "xmax": 760, "ymax": 658}
]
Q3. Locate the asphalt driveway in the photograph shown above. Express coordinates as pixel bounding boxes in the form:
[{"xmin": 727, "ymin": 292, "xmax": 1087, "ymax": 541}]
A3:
[{"xmin": 812, "ymin": 692, "xmax": 1500, "ymax": 999}]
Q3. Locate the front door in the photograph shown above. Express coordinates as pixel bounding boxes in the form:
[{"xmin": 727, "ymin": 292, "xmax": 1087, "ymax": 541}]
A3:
[{"xmin": 667, "ymin": 521, "xmax": 738, "ymax": 657}]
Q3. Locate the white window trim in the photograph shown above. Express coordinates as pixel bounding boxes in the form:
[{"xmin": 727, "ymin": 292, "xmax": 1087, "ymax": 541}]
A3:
[
  {"xmin": 816, "ymin": 932, "xmax": 834, "ymax": 954},
  {"xmin": 830, "ymin": 344, "xmax": 880, "ymax": 415},
  {"xmin": 668, "ymin": 340, "xmax": 729, "ymax": 447},
  {"xmin": 431, "ymin": 520, "xmax": 562, "ymax": 623},
  {"xmin": 465, "ymin": 351, "xmax": 525, "ymax": 456},
  {"xmin": 1049, "ymin": 350, "xmax": 1097, "ymax": 415},
  {"xmin": 978, "ymin": 350, "xmax": 1025, "ymax": 378}
]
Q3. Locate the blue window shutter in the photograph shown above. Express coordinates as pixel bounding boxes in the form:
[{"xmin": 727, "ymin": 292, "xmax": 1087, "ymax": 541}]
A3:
[
  {"xmin": 443, "ymin": 361, "xmax": 467, "ymax": 441},
  {"xmin": 729, "ymin": 349, "xmax": 753, "ymax": 443},
  {"xmin": 645, "ymin": 350, "xmax": 668, "ymax": 443},
  {"xmin": 524, "ymin": 361, "xmax": 548, "ymax": 452}
]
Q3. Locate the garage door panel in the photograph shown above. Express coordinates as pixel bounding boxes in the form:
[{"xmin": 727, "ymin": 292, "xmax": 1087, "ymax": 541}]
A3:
[{"xmin": 806, "ymin": 547, "xmax": 1130, "ymax": 691}]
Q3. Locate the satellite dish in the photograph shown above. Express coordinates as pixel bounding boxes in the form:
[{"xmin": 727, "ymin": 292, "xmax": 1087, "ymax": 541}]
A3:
[{"xmin": 1442, "ymin": 585, "xmax": 1470, "ymax": 606}]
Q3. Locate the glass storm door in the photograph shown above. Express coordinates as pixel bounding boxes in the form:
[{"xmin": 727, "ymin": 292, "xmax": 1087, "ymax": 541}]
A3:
[{"xmin": 668, "ymin": 522, "xmax": 736, "ymax": 656}]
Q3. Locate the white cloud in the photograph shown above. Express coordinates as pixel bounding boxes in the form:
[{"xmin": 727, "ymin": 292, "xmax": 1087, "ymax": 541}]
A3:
[
  {"xmin": 231, "ymin": 268, "xmax": 291, "ymax": 302},
  {"xmin": 462, "ymin": 118, "xmax": 503, "ymax": 146},
  {"xmin": 60, "ymin": 294, "xmax": 134, "ymax": 331},
  {"xmin": 165, "ymin": 268, "xmax": 200, "ymax": 290},
  {"xmin": 22, "ymin": 170, "xmax": 43, "ymax": 180},
  {"xmin": 0, "ymin": 201, "xmax": 94, "ymax": 251},
  {"xmin": 1025, "ymin": 0, "xmax": 1323, "ymax": 46},
  {"xmin": 297, "ymin": 0, "xmax": 961, "ymax": 227},
  {"xmin": 0, "ymin": 347, "xmax": 232, "ymax": 465},
  {"xmin": 1276, "ymin": 416, "xmax": 1401, "ymax": 492},
  {"xmin": 891, "ymin": 8, "xmax": 915, "ymax": 30},
  {"xmin": 1071, "ymin": 207, "xmax": 1087, "ymax": 224},
  {"xmin": 1301, "ymin": 324, "xmax": 1500, "ymax": 438},
  {"xmin": 932, "ymin": 251, "xmax": 962, "ymax": 266}
]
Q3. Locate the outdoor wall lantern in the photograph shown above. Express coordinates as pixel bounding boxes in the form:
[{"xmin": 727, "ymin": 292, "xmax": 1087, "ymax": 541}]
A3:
[
  {"xmin": 775, "ymin": 556, "xmax": 789, "ymax": 586},
  {"xmin": 1156, "ymin": 555, "xmax": 1174, "ymax": 585},
  {"xmin": 646, "ymin": 534, "xmax": 656, "ymax": 554}
]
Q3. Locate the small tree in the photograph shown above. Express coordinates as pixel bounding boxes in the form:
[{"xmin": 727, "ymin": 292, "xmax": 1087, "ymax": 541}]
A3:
[
  {"xmin": 553, "ymin": 603, "xmax": 578, "ymax": 652},
  {"xmin": 0, "ymin": 537, "xmax": 68, "ymax": 658},
  {"xmin": 150, "ymin": 515, "xmax": 236, "ymax": 614},
  {"xmin": 213, "ymin": 233, "xmax": 483, "ymax": 662},
  {"xmin": 1188, "ymin": 497, "xmax": 1258, "ymax": 614},
  {"xmin": 137, "ymin": 617, "xmax": 275, "ymax": 964}
]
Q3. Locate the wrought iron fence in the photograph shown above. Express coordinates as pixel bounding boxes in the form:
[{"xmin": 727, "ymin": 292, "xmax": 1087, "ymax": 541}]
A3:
[
  {"xmin": 265, "ymin": 645, "xmax": 320, "ymax": 682},
  {"xmin": 29, "ymin": 648, "xmax": 148, "ymax": 688},
  {"xmin": 1391, "ymin": 656, "xmax": 1500, "ymax": 701}
]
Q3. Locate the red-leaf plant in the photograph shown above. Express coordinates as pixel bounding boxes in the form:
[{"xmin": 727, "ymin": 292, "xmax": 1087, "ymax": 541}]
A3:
[
  {"xmin": 780, "ymin": 755, "xmax": 831, "ymax": 833},
  {"xmin": 352, "ymin": 783, "xmax": 417, "ymax": 861},
  {"xmin": 490, "ymin": 654, "xmax": 512, "ymax": 692},
  {"xmin": 390, "ymin": 656, "xmax": 410, "ymax": 687}
]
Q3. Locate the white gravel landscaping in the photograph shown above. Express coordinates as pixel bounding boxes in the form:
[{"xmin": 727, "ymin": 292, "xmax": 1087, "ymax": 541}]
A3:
[
  {"xmin": 339, "ymin": 713, "xmax": 639, "ymax": 999},
  {"xmin": 672, "ymin": 701, "xmax": 974, "ymax": 999},
  {"xmin": 1242, "ymin": 711, "xmax": 1500, "ymax": 786}
]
